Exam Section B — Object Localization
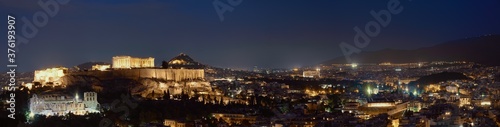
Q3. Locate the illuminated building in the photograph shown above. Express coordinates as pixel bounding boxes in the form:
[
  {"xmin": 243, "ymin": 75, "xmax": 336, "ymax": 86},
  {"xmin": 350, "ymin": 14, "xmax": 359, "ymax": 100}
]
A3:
[
  {"xmin": 211, "ymin": 113, "xmax": 257, "ymax": 125},
  {"xmin": 447, "ymin": 94, "xmax": 460, "ymax": 102},
  {"xmin": 408, "ymin": 101, "xmax": 422, "ymax": 112},
  {"xmin": 358, "ymin": 98, "xmax": 408, "ymax": 117},
  {"xmin": 303, "ymin": 70, "xmax": 320, "ymax": 78},
  {"xmin": 92, "ymin": 64, "xmax": 111, "ymax": 71},
  {"xmin": 70, "ymin": 54, "xmax": 205, "ymax": 82},
  {"xmin": 391, "ymin": 119, "xmax": 399, "ymax": 127},
  {"xmin": 425, "ymin": 84, "xmax": 441, "ymax": 92},
  {"xmin": 23, "ymin": 82, "xmax": 33, "ymax": 90},
  {"xmin": 163, "ymin": 119, "xmax": 187, "ymax": 127},
  {"xmin": 34, "ymin": 67, "xmax": 68, "ymax": 86},
  {"xmin": 459, "ymin": 95, "xmax": 471, "ymax": 107},
  {"xmin": 480, "ymin": 101, "xmax": 491, "ymax": 106},
  {"xmin": 342, "ymin": 100, "xmax": 360, "ymax": 114},
  {"xmin": 365, "ymin": 85, "xmax": 381, "ymax": 96},
  {"xmin": 379, "ymin": 62, "xmax": 392, "ymax": 66},
  {"xmin": 475, "ymin": 98, "xmax": 492, "ymax": 108},
  {"xmin": 445, "ymin": 85, "xmax": 458, "ymax": 93},
  {"xmin": 366, "ymin": 102, "xmax": 395, "ymax": 107},
  {"xmin": 289, "ymin": 118, "xmax": 316, "ymax": 127},
  {"xmin": 112, "ymin": 56, "xmax": 154, "ymax": 69},
  {"xmin": 29, "ymin": 92, "xmax": 100, "ymax": 116}
]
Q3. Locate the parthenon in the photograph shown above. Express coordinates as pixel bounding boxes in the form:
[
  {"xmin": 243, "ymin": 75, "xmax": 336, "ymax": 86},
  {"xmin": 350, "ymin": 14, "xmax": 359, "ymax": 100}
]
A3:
[{"xmin": 112, "ymin": 56, "xmax": 155, "ymax": 69}]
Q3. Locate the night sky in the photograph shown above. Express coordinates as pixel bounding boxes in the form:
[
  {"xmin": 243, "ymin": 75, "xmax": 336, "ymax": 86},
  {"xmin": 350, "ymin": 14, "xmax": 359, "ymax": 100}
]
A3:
[{"xmin": 1, "ymin": 0, "xmax": 500, "ymax": 72}]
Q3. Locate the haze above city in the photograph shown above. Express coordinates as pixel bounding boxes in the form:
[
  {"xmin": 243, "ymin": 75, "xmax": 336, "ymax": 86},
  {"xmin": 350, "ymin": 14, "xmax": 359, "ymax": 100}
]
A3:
[{"xmin": 2, "ymin": 0, "xmax": 500, "ymax": 72}]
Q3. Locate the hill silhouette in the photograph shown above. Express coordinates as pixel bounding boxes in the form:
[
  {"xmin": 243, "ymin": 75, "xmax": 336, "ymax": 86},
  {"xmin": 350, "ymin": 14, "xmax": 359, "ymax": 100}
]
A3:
[
  {"xmin": 412, "ymin": 72, "xmax": 471, "ymax": 85},
  {"xmin": 324, "ymin": 35, "xmax": 500, "ymax": 66}
]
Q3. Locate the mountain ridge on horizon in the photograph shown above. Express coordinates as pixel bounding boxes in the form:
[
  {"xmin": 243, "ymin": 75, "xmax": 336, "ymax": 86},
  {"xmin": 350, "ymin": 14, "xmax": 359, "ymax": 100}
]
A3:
[{"xmin": 322, "ymin": 34, "xmax": 500, "ymax": 66}]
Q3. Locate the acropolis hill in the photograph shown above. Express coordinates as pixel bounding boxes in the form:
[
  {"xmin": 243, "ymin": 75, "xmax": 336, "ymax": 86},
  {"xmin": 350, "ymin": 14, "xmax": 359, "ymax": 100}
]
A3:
[
  {"xmin": 29, "ymin": 53, "xmax": 206, "ymax": 92},
  {"xmin": 26, "ymin": 53, "xmax": 244, "ymax": 103}
]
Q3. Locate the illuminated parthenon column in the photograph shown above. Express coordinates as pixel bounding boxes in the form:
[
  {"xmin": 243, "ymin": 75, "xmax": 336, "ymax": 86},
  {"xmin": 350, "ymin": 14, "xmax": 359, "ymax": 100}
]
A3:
[
  {"xmin": 113, "ymin": 56, "xmax": 154, "ymax": 69},
  {"xmin": 113, "ymin": 56, "xmax": 132, "ymax": 69}
]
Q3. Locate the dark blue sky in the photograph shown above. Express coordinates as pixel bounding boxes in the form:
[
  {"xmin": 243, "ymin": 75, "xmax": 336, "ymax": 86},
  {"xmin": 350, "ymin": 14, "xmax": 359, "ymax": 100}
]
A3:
[{"xmin": 2, "ymin": 0, "xmax": 500, "ymax": 72}]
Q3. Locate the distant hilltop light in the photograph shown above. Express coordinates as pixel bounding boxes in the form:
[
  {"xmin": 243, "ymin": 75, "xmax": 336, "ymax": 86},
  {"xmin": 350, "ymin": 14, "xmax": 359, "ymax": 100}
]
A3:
[{"xmin": 162, "ymin": 53, "xmax": 204, "ymax": 69}]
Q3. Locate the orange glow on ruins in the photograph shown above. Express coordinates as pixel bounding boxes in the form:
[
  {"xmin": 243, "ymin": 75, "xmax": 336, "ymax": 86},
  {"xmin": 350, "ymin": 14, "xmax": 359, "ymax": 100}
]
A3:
[
  {"xmin": 92, "ymin": 64, "xmax": 111, "ymax": 71},
  {"xmin": 34, "ymin": 67, "xmax": 68, "ymax": 87},
  {"xmin": 112, "ymin": 56, "xmax": 154, "ymax": 69}
]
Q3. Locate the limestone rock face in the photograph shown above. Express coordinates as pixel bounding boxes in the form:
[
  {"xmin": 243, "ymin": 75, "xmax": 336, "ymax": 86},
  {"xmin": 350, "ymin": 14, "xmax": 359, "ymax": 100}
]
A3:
[
  {"xmin": 58, "ymin": 75, "xmax": 210, "ymax": 99},
  {"xmin": 59, "ymin": 75, "xmax": 101, "ymax": 87},
  {"xmin": 69, "ymin": 68, "xmax": 204, "ymax": 82},
  {"xmin": 133, "ymin": 78, "xmax": 166, "ymax": 98},
  {"xmin": 132, "ymin": 79, "xmax": 211, "ymax": 98}
]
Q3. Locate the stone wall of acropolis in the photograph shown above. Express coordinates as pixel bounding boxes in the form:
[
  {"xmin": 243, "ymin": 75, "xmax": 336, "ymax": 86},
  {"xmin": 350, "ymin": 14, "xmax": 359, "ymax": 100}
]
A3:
[{"xmin": 70, "ymin": 68, "xmax": 204, "ymax": 81}]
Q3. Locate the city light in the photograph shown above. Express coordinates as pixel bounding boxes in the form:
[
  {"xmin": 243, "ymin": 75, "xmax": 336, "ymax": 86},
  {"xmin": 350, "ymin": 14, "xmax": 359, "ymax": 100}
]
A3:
[
  {"xmin": 351, "ymin": 63, "xmax": 358, "ymax": 68},
  {"xmin": 29, "ymin": 112, "xmax": 34, "ymax": 118},
  {"xmin": 366, "ymin": 85, "xmax": 372, "ymax": 95}
]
